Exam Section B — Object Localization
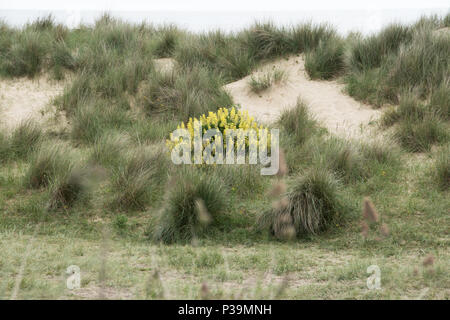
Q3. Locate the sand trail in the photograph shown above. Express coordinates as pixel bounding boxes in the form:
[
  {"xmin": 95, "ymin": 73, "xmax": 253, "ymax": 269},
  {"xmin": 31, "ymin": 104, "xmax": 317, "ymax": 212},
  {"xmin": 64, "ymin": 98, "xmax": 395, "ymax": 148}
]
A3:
[{"xmin": 224, "ymin": 55, "xmax": 381, "ymax": 138}]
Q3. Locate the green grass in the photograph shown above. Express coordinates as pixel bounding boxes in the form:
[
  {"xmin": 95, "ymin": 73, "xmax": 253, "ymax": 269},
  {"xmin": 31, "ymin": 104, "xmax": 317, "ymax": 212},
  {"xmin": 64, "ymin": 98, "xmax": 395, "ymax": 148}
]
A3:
[
  {"xmin": 347, "ymin": 23, "xmax": 413, "ymax": 72},
  {"xmin": 278, "ymin": 99, "xmax": 318, "ymax": 146},
  {"xmin": 394, "ymin": 115, "xmax": 448, "ymax": 152},
  {"xmin": 431, "ymin": 144, "xmax": 450, "ymax": 190},
  {"xmin": 248, "ymin": 68, "xmax": 286, "ymax": 93},
  {"xmin": 139, "ymin": 66, "xmax": 232, "ymax": 119},
  {"xmin": 89, "ymin": 131, "xmax": 132, "ymax": 168},
  {"xmin": 345, "ymin": 21, "xmax": 450, "ymax": 107},
  {"xmin": 9, "ymin": 120, "xmax": 43, "ymax": 160},
  {"xmin": 259, "ymin": 168, "xmax": 346, "ymax": 237},
  {"xmin": 70, "ymin": 100, "xmax": 133, "ymax": 144},
  {"xmin": 152, "ymin": 169, "xmax": 229, "ymax": 243},
  {"xmin": 48, "ymin": 167, "xmax": 91, "ymax": 210},
  {"xmin": 109, "ymin": 146, "xmax": 169, "ymax": 211},
  {"xmin": 24, "ymin": 143, "xmax": 74, "ymax": 189},
  {"xmin": 305, "ymin": 37, "xmax": 345, "ymax": 79}
]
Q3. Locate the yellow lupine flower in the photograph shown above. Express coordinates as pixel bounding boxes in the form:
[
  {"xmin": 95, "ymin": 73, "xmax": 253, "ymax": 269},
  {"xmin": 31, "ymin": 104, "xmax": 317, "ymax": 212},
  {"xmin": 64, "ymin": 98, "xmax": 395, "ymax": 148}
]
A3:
[{"xmin": 167, "ymin": 106, "xmax": 270, "ymax": 162}]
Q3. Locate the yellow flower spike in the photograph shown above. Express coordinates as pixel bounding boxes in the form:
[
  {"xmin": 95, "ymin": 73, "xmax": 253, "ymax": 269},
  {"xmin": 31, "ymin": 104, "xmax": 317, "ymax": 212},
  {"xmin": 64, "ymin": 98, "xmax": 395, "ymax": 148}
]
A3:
[{"xmin": 167, "ymin": 107, "xmax": 270, "ymax": 163}]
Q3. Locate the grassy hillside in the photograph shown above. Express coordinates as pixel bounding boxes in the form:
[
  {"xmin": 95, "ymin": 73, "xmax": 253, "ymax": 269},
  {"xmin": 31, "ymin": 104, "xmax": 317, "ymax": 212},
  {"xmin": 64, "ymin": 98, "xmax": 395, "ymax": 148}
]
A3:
[{"xmin": 0, "ymin": 13, "xmax": 449, "ymax": 299}]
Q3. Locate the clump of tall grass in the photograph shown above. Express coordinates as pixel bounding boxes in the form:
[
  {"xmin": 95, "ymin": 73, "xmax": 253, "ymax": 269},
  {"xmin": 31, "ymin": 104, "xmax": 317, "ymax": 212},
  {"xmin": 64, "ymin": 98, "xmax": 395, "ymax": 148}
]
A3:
[
  {"xmin": 9, "ymin": 120, "xmax": 43, "ymax": 159},
  {"xmin": 202, "ymin": 164, "xmax": 268, "ymax": 197},
  {"xmin": 71, "ymin": 101, "xmax": 133, "ymax": 144},
  {"xmin": 290, "ymin": 23, "xmax": 337, "ymax": 53},
  {"xmin": 0, "ymin": 21, "xmax": 15, "ymax": 55},
  {"xmin": 154, "ymin": 25, "xmax": 180, "ymax": 58},
  {"xmin": 384, "ymin": 32, "xmax": 449, "ymax": 99},
  {"xmin": 93, "ymin": 56, "xmax": 154, "ymax": 99},
  {"xmin": 305, "ymin": 37, "xmax": 345, "ymax": 80},
  {"xmin": 359, "ymin": 139, "xmax": 398, "ymax": 168},
  {"xmin": 175, "ymin": 22, "xmax": 335, "ymax": 82},
  {"xmin": 140, "ymin": 66, "xmax": 232, "ymax": 119},
  {"xmin": 109, "ymin": 146, "xmax": 169, "ymax": 211},
  {"xmin": 175, "ymin": 31, "xmax": 255, "ymax": 81},
  {"xmin": 290, "ymin": 135, "xmax": 398, "ymax": 183},
  {"xmin": 153, "ymin": 169, "xmax": 228, "ymax": 243},
  {"xmin": 0, "ymin": 131, "xmax": 10, "ymax": 163},
  {"xmin": 130, "ymin": 119, "xmax": 178, "ymax": 145},
  {"xmin": 48, "ymin": 167, "xmax": 90, "ymax": 210},
  {"xmin": 89, "ymin": 131, "xmax": 132, "ymax": 168},
  {"xmin": 49, "ymin": 40, "xmax": 77, "ymax": 79},
  {"xmin": 343, "ymin": 68, "xmax": 388, "ymax": 107},
  {"xmin": 244, "ymin": 22, "xmax": 336, "ymax": 61},
  {"xmin": 412, "ymin": 14, "xmax": 447, "ymax": 30},
  {"xmin": 444, "ymin": 13, "xmax": 450, "ymax": 27},
  {"xmin": 27, "ymin": 14, "xmax": 55, "ymax": 31},
  {"xmin": 243, "ymin": 22, "xmax": 292, "ymax": 60},
  {"xmin": 25, "ymin": 143, "xmax": 73, "ymax": 189},
  {"xmin": 431, "ymin": 144, "xmax": 450, "ymax": 190},
  {"xmin": 0, "ymin": 30, "xmax": 48, "ymax": 77},
  {"xmin": 248, "ymin": 68, "xmax": 286, "ymax": 93},
  {"xmin": 311, "ymin": 137, "xmax": 369, "ymax": 183},
  {"xmin": 55, "ymin": 21, "xmax": 154, "ymax": 111},
  {"xmin": 56, "ymin": 71, "xmax": 92, "ymax": 114},
  {"xmin": 259, "ymin": 168, "xmax": 344, "ymax": 237},
  {"xmin": 278, "ymin": 99, "xmax": 317, "ymax": 145},
  {"xmin": 348, "ymin": 27, "xmax": 450, "ymax": 107},
  {"xmin": 347, "ymin": 23, "xmax": 412, "ymax": 72},
  {"xmin": 381, "ymin": 93, "xmax": 427, "ymax": 127},
  {"xmin": 380, "ymin": 92, "xmax": 449, "ymax": 152},
  {"xmin": 394, "ymin": 114, "xmax": 448, "ymax": 152},
  {"xmin": 429, "ymin": 81, "xmax": 450, "ymax": 120}
]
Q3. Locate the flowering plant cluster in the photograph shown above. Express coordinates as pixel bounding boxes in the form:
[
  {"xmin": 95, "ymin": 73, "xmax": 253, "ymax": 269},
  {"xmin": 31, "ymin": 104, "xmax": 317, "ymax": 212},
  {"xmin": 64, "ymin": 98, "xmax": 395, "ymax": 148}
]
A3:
[{"xmin": 166, "ymin": 107, "xmax": 271, "ymax": 161}]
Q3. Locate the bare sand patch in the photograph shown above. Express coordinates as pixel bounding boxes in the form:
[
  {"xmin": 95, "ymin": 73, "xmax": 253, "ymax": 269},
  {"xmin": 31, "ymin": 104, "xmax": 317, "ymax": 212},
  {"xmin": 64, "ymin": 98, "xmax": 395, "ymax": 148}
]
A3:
[
  {"xmin": 0, "ymin": 75, "xmax": 67, "ymax": 131},
  {"xmin": 154, "ymin": 58, "xmax": 176, "ymax": 73},
  {"xmin": 433, "ymin": 27, "xmax": 450, "ymax": 36},
  {"xmin": 224, "ymin": 55, "xmax": 381, "ymax": 138}
]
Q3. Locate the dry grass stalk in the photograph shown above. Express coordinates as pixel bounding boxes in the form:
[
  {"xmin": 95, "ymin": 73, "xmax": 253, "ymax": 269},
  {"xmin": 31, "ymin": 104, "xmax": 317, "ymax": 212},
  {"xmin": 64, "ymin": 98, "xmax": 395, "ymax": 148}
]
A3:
[
  {"xmin": 200, "ymin": 283, "xmax": 210, "ymax": 300},
  {"xmin": 267, "ymin": 181, "xmax": 287, "ymax": 198},
  {"xmin": 422, "ymin": 254, "xmax": 435, "ymax": 267},
  {"xmin": 361, "ymin": 221, "xmax": 369, "ymax": 238},
  {"xmin": 195, "ymin": 198, "xmax": 212, "ymax": 225},
  {"xmin": 277, "ymin": 149, "xmax": 288, "ymax": 177},
  {"xmin": 380, "ymin": 223, "xmax": 390, "ymax": 237},
  {"xmin": 363, "ymin": 197, "xmax": 379, "ymax": 222}
]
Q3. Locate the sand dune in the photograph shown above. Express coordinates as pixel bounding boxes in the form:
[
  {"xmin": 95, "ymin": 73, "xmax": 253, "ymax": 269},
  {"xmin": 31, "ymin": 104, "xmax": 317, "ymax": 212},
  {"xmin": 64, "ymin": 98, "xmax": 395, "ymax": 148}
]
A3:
[
  {"xmin": 0, "ymin": 75, "xmax": 65, "ymax": 130},
  {"xmin": 0, "ymin": 59, "xmax": 175, "ymax": 131},
  {"xmin": 0, "ymin": 56, "xmax": 381, "ymax": 139},
  {"xmin": 224, "ymin": 55, "xmax": 381, "ymax": 138}
]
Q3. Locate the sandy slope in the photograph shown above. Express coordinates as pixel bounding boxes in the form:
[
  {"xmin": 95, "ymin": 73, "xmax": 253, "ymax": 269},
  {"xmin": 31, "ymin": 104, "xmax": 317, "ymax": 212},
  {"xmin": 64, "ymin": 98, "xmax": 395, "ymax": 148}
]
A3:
[
  {"xmin": 0, "ymin": 75, "xmax": 66, "ymax": 130},
  {"xmin": 0, "ymin": 59, "xmax": 175, "ymax": 131},
  {"xmin": 0, "ymin": 56, "xmax": 381, "ymax": 139},
  {"xmin": 224, "ymin": 55, "xmax": 381, "ymax": 138}
]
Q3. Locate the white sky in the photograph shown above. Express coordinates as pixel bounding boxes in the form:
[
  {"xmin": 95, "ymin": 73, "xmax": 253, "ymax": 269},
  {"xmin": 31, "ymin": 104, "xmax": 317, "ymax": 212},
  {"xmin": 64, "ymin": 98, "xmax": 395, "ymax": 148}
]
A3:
[{"xmin": 1, "ymin": 0, "xmax": 449, "ymax": 11}]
